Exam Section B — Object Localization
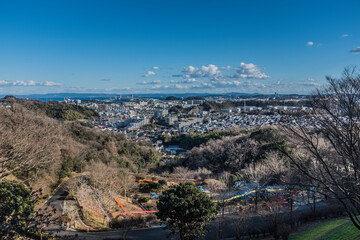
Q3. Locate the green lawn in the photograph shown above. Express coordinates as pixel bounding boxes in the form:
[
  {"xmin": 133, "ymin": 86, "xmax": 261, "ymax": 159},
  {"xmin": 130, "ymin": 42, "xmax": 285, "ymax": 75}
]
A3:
[
  {"xmin": 322, "ymin": 222, "xmax": 360, "ymax": 240},
  {"xmin": 290, "ymin": 218, "xmax": 360, "ymax": 240}
]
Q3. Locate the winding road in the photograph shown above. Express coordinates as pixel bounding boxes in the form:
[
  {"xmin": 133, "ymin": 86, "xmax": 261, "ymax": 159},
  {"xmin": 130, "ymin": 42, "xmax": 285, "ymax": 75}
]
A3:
[{"xmin": 41, "ymin": 182, "xmax": 331, "ymax": 240}]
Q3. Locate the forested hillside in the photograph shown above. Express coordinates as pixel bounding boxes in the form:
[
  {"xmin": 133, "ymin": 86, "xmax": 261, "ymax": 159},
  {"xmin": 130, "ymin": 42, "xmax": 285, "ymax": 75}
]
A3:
[
  {"xmin": 0, "ymin": 96, "xmax": 98, "ymax": 121},
  {"xmin": 0, "ymin": 98, "xmax": 158, "ymax": 198},
  {"xmin": 161, "ymin": 130, "xmax": 239, "ymax": 150},
  {"xmin": 180, "ymin": 128, "xmax": 291, "ymax": 185}
]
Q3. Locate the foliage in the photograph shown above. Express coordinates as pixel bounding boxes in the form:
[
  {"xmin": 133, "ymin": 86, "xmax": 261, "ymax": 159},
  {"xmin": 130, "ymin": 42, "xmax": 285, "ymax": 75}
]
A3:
[
  {"xmin": 69, "ymin": 121, "xmax": 158, "ymax": 172},
  {"xmin": 26, "ymin": 100, "xmax": 99, "ymax": 120},
  {"xmin": 0, "ymin": 104, "xmax": 63, "ymax": 181},
  {"xmin": 138, "ymin": 196, "xmax": 150, "ymax": 203},
  {"xmin": 158, "ymin": 179, "xmax": 167, "ymax": 186},
  {"xmin": 0, "ymin": 99, "xmax": 157, "ymax": 203},
  {"xmin": 165, "ymin": 96, "xmax": 179, "ymax": 100},
  {"xmin": 185, "ymin": 96, "xmax": 205, "ymax": 100},
  {"xmin": 139, "ymin": 182, "xmax": 162, "ymax": 193},
  {"xmin": 0, "ymin": 97, "xmax": 99, "ymax": 121},
  {"xmin": 184, "ymin": 128, "xmax": 289, "ymax": 175},
  {"xmin": 162, "ymin": 130, "xmax": 237, "ymax": 150},
  {"xmin": 156, "ymin": 182, "xmax": 217, "ymax": 240},
  {"xmin": 0, "ymin": 181, "xmax": 34, "ymax": 237}
]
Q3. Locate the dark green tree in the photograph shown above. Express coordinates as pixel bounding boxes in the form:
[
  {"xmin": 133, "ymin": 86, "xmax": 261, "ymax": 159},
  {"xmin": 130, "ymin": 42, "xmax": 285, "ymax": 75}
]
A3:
[
  {"xmin": 0, "ymin": 181, "xmax": 34, "ymax": 237},
  {"xmin": 156, "ymin": 182, "xmax": 217, "ymax": 240}
]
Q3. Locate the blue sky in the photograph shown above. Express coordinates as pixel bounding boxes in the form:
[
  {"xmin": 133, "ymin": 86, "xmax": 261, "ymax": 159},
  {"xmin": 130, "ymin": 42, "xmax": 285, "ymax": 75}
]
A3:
[{"xmin": 0, "ymin": 0, "xmax": 359, "ymax": 95}]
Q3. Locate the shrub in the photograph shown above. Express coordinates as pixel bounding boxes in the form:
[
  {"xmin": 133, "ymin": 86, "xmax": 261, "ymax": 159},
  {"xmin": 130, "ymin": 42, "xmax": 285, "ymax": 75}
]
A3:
[
  {"xmin": 139, "ymin": 182, "xmax": 162, "ymax": 193},
  {"xmin": 158, "ymin": 180, "xmax": 167, "ymax": 186},
  {"xmin": 139, "ymin": 196, "xmax": 150, "ymax": 203}
]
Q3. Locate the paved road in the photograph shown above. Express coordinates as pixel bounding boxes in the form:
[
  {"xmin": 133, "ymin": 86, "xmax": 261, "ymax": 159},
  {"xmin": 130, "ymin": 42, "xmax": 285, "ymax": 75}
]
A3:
[
  {"xmin": 41, "ymin": 182, "xmax": 170, "ymax": 239},
  {"xmin": 48, "ymin": 218, "xmax": 237, "ymax": 240},
  {"xmin": 48, "ymin": 226, "xmax": 169, "ymax": 240},
  {"xmin": 42, "ymin": 182, "xmax": 332, "ymax": 240}
]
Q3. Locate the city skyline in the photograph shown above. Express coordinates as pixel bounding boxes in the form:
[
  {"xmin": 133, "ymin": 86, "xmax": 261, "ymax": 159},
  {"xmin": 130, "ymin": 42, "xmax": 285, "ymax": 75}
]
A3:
[{"xmin": 0, "ymin": 0, "xmax": 360, "ymax": 95}]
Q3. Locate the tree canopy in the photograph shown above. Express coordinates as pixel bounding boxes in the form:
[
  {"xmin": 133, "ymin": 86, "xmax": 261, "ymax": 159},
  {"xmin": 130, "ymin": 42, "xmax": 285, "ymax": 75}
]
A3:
[
  {"xmin": 156, "ymin": 182, "xmax": 217, "ymax": 240},
  {"xmin": 0, "ymin": 181, "xmax": 34, "ymax": 237}
]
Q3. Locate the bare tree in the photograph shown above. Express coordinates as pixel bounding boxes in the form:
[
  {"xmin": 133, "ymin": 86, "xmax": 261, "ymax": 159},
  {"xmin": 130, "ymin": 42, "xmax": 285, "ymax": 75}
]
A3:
[
  {"xmin": 204, "ymin": 178, "xmax": 226, "ymax": 194},
  {"xmin": 0, "ymin": 105, "xmax": 62, "ymax": 180},
  {"xmin": 232, "ymin": 214, "xmax": 251, "ymax": 240},
  {"xmin": 85, "ymin": 161, "xmax": 121, "ymax": 193},
  {"xmin": 241, "ymin": 152, "xmax": 287, "ymax": 186},
  {"xmin": 118, "ymin": 170, "xmax": 137, "ymax": 202},
  {"xmin": 283, "ymin": 67, "xmax": 360, "ymax": 229},
  {"xmin": 171, "ymin": 166, "xmax": 191, "ymax": 179}
]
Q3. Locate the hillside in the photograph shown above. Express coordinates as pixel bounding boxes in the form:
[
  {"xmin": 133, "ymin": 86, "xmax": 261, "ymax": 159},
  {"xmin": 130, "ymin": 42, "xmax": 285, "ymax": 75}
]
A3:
[
  {"xmin": 0, "ymin": 96, "xmax": 99, "ymax": 121},
  {"xmin": 0, "ymin": 99, "xmax": 158, "ymax": 198},
  {"xmin": 182, "ymin": 128, "xmax": 290, "ymax": 184},
  {"xmin": 161, "ymin": 130, "xmax": 239, "ymax": 150}
]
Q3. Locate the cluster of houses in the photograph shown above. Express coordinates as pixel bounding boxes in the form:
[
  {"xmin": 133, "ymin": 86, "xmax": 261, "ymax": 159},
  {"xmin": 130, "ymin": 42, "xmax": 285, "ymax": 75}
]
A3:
[{"xmin": 65, "ymin": 96, "xmax": 318, "ymax": 157}]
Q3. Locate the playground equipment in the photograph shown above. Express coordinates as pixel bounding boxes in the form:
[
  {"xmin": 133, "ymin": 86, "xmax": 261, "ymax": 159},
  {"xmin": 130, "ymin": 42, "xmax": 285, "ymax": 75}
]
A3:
[
  {"xmin": 214, "ymin": 186, "xmax": 285, "ymax": 203},
  {"xmin": 111, "ymin": 180, "xmax": 158, "ymax": 215},
  {"xmin": 150, "ymin": 192, "xmax": 159, "ymax": 199},
  {"xmin": 113, "ymin": 196, "xmax": 159, "ymax": 215},
  {"xmin": 198, "ymin": 185, "xmax": 209, "ymax": 191},
  {"xmin": 136, "ymin": 177, "xmax": 203, "ymax": 185},
  {"xmin": 113, "ymin": 196, "xmax": 126, "ymax": 211}
]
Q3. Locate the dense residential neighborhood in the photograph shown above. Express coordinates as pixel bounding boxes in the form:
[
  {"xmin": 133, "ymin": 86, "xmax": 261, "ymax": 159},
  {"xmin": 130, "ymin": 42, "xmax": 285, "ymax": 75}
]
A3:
[{"xmin": 68, "ymin": 96, "xmax": 315, "ymax": 151}]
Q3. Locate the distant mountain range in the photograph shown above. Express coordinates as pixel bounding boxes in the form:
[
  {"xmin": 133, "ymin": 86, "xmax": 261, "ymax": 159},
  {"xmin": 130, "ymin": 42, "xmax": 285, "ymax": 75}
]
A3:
[{"xmin": 0, "ymin": 92, "xmax": 309, "ymax": 101}]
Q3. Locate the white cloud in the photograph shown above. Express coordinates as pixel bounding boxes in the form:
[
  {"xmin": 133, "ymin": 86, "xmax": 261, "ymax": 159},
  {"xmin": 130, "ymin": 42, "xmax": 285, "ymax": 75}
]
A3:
[
  {"xmin": 210, "ymin": 80, "xmax": 265, "ymax": 89},
  {"xmin": 306, "ymin": 41, "xmax": 314, "ymax": 46},
  {"xmin": 144, "ymin": 78, "xmax": 320, "ymax": 94},
  {"xmin": 43, "ymin": 81, "xmax": 62, "ymax": 86},
  {"xmin": 151, "ymin": 85, "xmax": 164, "ymax": 89},
  {"xmin": 184, "ymin": 78, "xmax": 197, "ymax": 83},
  {"xmin": 301, "ymin": 82, "xmax": 320, "ymax": 87},
  {"xmin": 170, "ymin": 78, "xmax": 197, "ymax": 84},
  {"xmin": 0, "ymin": 80, "xmax": 11, "ymax": 85},
  {"xmin": 104, "ymin": 87, "xmax": 131, "ymax": 92},
  {"xmin": 150, "ymin": 84, "xmax": 189, "ymax": 90},
  {"xmin": 189, "ymin": 82, "xmax": 215, "ymax": 90},
  {"xmin": 137, "ymin": 80, "xmax": 161, "ymax": 85},
  {"xmin": 13, "ymin": 80, "xmax": 34, "ymax": 86},
  {"xmin": 147, "ymin": 62, "xmax": 271, "ymax": 92},
  {"xmin": 228, "ymin": 62, "xmax": 270, "ymax": 79},
  {"xmin": 341, "ymin": 34, "xmax": 350, "ymax": 38},
  {"xmin": 142, "ymin": 71, "xmax": 156, "ymax": 77},
  {"xmin": 0, "ymin": 80, "xmax": 62, "ymax": 86},
  {"xmin": 152, "ymin": 66, "xmax": 159, "ymax": 70},
  {"xmin": 350, "ymin": 46, "xmax": 360, "ymax": 54},
  {"xmin": 182, "ymin": 64, "xmax": 224, "ymax": 80},
  {"xmin": 298, "ymin": 78, "xmax": 321, "ymax": 87},
  {"xmin": 174, "ymin": 84, "xmax": 186, "ymax": 89}
]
